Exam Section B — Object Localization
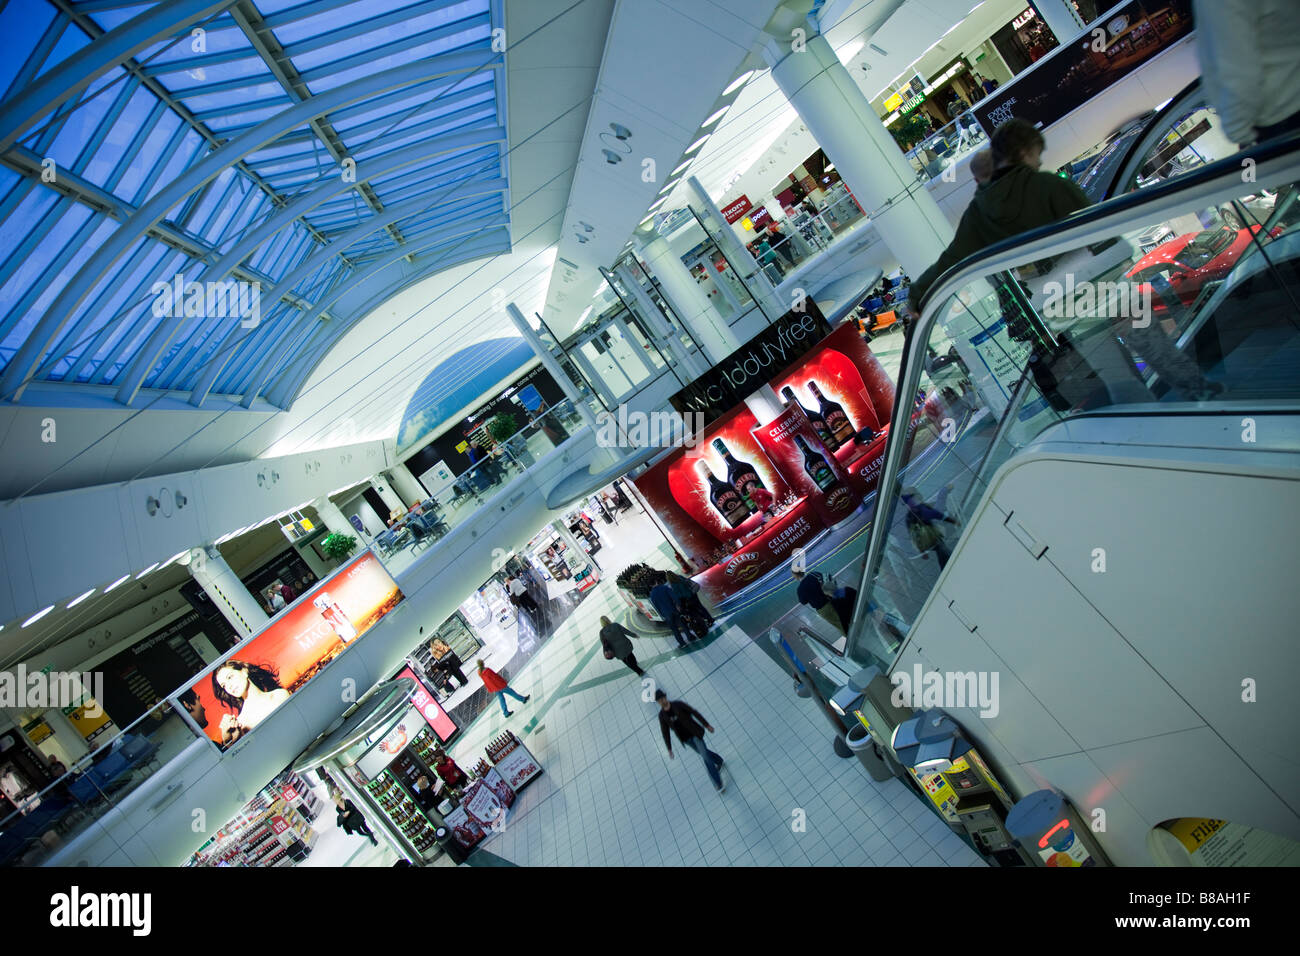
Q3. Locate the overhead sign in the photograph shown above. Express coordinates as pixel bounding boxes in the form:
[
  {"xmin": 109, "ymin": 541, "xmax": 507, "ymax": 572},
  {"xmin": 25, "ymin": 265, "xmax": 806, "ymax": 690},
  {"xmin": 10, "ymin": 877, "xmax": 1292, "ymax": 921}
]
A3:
[
  {"xmin": 721, "ymin": 195, "xmax": 754, "ymax": 224},
  {"xmin": 668, "ymin": 300, "xmax": 832, "ymax": 425}
]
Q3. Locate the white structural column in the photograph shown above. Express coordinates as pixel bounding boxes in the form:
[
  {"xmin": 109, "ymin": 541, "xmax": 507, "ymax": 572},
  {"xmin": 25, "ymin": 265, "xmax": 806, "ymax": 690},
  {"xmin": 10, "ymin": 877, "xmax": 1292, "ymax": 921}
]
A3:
[
  {"xmin": 1031, "ymin": 0, "xmax": 1083, "ymax": 43},
  {"xmin": 636, "ymin": 232, "xmax": 741, "ymax": 366},
  {"xmin": 686, "ymin": 176, "xmax": 788, "ymax": 321},
  {"xmin": 506, "ymin": 303, "xmax": 597, "ymax": 427},
  {"xmin": 313, "ymin": 494, "xmax": 366, "ymax": 541},
  {"xmin": 370, "ymin": 475, "xmax": 405, "ymax": 514},
  {"xmin": 762, "ymin": 32, "xmax": 951, "ymax": 280},
  {"xmin": 612, "ymin": 264, "xmax": 710, "ymax": 380},
  {"xmin": 387, "ymin": 465, "xmax": 426, "ymax": 505},
  {"xmin": 188, "ymin": 546, "xmax": 269, "ymax": 640}
]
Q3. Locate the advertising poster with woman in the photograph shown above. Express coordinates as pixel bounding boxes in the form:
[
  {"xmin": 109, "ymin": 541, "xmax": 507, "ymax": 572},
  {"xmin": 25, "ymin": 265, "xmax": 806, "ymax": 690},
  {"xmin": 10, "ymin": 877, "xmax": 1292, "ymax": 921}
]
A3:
[{"xmin": 180, "ymin": 552, "xmax": 404, "ymax": 750}]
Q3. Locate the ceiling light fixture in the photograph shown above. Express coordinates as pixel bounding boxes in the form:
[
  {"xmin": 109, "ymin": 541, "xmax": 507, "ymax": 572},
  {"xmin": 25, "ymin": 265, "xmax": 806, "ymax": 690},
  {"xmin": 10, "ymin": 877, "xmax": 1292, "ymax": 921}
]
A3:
[
  {"xmin": 671, "ymin": 159, "xmax": 693, "ymax": 176},
  {"xmin": 67, "ymin": 589, "xmax": 97, "ymax": 608},
  {"xmin": 722, "ymin": 70, "xmax": 754, "ymax": 95},
  {"xmin": 22, "ymin": 605, "xmax": 55, "ymax": 627},
  {"xmin": 609, "ymin": 122, "xmax": 632, "ymax": 140},
  {"xmin": 701, "ymin": 106, "xmax": 729, "ymax": 128},
  {"xmin": 135, "ymin": 563, "xmax": 160, "ymax": 580},
  {"xmin": 647, "ymin": 197, "xmax": 668, "ymax": 211},
  {"xmin": 602, "ymin": 149, "xmax": 623, "ymax": 165},
  {"xmin": 658, "ymin": 178, "xmax": 681, "ymax": 196},
  {"xmin": 104, "ymin": 574, "xmax": 131, "ymax": 593},
  {"xmin": 684, "ymin": 135, "xmax": 709, "ymax": 155}
]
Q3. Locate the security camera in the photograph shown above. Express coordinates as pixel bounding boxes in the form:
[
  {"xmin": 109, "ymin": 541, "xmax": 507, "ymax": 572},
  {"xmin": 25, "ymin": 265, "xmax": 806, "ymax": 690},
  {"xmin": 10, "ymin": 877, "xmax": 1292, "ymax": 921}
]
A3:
[{"xmin": 609, "ymin": 123, "xmax": 632, "ymax": 140}]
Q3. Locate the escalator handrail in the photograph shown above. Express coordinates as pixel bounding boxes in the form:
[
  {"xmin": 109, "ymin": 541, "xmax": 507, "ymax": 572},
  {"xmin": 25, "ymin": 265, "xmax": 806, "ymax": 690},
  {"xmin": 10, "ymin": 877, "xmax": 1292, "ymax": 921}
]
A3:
[
  {"xmin": 846, "ymin": 132, "xmax": 1300, "ymax": 664},
  {"xmin": 1099, "ymin": 77, "xmax": 1204, "ymax": 202},
  {"xmin": 914, "ymin": 129, "xmax": 1300, "ymax": 315}
]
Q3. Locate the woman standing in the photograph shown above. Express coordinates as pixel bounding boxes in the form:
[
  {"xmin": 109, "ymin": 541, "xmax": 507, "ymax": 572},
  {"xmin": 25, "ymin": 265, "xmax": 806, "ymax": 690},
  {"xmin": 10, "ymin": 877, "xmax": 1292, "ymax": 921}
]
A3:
[{"xmin": 333, "ymin": 791, "xmax": 379, "ymax": 847}]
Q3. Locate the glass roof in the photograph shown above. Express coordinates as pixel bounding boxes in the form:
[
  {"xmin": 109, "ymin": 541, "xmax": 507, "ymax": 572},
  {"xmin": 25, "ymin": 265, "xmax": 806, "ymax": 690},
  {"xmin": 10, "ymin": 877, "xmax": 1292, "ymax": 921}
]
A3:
[{"xmin": 0, "ymin": 0, "xmax": 509, "ymax": 408}]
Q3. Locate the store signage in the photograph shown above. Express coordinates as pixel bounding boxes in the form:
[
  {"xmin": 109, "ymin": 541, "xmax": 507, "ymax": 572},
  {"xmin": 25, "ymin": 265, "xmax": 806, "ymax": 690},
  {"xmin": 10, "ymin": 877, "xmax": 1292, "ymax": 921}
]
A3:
[
  {"xmin": 749, "ymin": 206, "xmax": 772, "ymax": 229},
  {"xmin": 1011, "ymin": 8, "xmax": 1035, "ymax": 29},
  {"xmin": 972, "ymin": 0, "xmax": 1193, "ymax": 137},
  {"xmin": 669, "ymin": 300, "xmax": 832, "ymax": 425},
  {"xmin": 883, "ymin": 90, "xmax": 905, "ymax": 113},
  {"xmin": 179, "ymin": 552, "xmax": 404, "ymax": 752},
  {"xmin": 396, "ymin": 666, "xmax": 458, "ymax": 742},
  {"xmin": 721, "ymin": 195, "xmax": 753, "ymax": 224}
]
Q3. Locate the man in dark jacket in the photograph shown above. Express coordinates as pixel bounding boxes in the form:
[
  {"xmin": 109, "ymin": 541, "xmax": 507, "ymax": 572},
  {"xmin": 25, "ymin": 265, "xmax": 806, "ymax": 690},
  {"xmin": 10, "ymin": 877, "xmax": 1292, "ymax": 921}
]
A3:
[
  {"xmin": 648, "ymin": 573, "xmax": 690, "ymax": 647},
  {"xmin": 333, "ymin": 792, "xmax": 378, "ymax": 846},
  {"xmin": 908, "ymin": 119, "xmax": 1089, "ymax": 312},
  {"xmin": 599, "ymin": 615, "xmax": 645, "ymax": 676},
  {"xmin": 655, "ymin": 690, "xmax": 726, "ymax": 792}
]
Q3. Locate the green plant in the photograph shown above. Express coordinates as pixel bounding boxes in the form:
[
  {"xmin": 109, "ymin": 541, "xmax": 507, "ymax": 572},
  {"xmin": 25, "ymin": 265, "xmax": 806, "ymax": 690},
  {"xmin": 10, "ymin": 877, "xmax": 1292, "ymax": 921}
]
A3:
[
  {"xmin": 320, "ymin": 532, "xmax": 358, "ymax": 561},
  {"xmin": 889, "ymin": 110, "xmax": 933, "ymax": 152},
  {"xmin": 486, "ymin": 412, "xmax": 519, "ymax": 444}
]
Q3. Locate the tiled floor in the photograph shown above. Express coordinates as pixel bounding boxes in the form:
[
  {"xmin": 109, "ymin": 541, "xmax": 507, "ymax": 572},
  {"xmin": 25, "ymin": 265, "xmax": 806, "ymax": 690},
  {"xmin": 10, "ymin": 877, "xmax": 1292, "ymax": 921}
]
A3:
[{"xmin": 442, "ymin": 505, "xmax": 986, "ymax": 868}]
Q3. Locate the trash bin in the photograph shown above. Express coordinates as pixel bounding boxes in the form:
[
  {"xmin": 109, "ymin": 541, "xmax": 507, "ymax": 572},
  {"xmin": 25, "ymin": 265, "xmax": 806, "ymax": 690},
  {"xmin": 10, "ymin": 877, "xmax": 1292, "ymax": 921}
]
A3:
[
  {"xmin": 435, "ymin": 826, "xmax": 470, "ymax": 865},
  {"xmin": 844, "ymin": 721, "xmax": 893, "ymax": 781}
]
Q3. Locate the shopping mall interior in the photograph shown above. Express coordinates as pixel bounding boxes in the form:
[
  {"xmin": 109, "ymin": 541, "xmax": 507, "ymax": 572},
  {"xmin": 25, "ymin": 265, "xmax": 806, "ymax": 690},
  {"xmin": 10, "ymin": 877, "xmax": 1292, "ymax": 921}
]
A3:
[{"xmin": 0, "ymin": 0, "xmax": 1297, "ymax": 877}]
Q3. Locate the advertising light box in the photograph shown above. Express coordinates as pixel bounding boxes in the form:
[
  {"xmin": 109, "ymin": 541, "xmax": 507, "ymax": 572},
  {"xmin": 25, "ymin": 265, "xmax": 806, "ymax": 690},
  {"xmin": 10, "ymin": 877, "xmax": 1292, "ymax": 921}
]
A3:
[{"xmin": 180, "ymin": 552, "xmax": 404, "ymax": 751}]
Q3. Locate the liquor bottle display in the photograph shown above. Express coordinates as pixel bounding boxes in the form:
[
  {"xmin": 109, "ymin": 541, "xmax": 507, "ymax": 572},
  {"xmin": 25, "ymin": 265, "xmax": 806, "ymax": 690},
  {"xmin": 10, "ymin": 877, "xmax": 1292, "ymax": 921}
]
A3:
[
  {"xmin": 794, "ymin": 435, "xmax": 838, "ymax": 492},
  {"xmin": 712, "ymin": 438, "xmax": 766, "ymax": 500},
  {"xmin": 697, "ymin": 460, "xmax": 751, "ymax": 528},
  {"xmin": 781, "ymin": 385, "xmax": 839, "ymax": 451},
  {"xmin": 807, "ymin": 381, "xmax": 855, "ymax": 445}
]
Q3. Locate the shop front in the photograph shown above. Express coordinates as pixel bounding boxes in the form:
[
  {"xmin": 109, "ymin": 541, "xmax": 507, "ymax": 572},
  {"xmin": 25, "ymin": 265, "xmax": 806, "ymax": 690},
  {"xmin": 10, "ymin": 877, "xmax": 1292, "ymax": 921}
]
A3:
[
  {"xmin": 186, "ymin": 769, "xmax": 324, "ymax": 867},
  {"xmin": 291, "ymin": 679, "xmax": 544, "ymax": 865}
]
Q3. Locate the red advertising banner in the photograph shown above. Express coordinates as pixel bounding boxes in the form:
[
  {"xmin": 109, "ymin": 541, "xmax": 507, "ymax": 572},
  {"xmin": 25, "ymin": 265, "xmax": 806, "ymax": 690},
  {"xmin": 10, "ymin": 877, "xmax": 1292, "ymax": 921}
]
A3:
[
  {"xmin": 752, "ymin": 405, "xmax": 860, "ymax": 527},
  {"xmin": 721, "ymin": 195, "xmax": 753, "ymax": 224},
  {"xmin": 183, "ymin": 551, "xmax": 404, "ymax": 751},
  {"xmin": 395, "ymin": 666, "xmax": 458, "ymax": 743},
  {"xmin": 444, "ymin": 803, "xmax": 485, "ymax": 849},
  {"xmin": 634, "ymin": 323, "xmax": 900, "ymax": 603}
]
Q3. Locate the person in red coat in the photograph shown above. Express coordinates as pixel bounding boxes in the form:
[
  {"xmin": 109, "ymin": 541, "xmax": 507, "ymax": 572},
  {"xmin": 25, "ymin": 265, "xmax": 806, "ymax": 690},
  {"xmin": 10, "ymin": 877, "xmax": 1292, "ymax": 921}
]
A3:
[{"xmin": 476, "ymin": 660, "xmax": 530, "ymax": 718}]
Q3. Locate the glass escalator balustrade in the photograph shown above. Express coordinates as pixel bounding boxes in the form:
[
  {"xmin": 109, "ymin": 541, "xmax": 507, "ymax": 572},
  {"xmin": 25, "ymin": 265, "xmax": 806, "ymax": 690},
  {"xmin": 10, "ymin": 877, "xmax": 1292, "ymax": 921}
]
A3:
[{"xmin": 857, "ymin": 147, "xmax": 1300, "ymax": 651}]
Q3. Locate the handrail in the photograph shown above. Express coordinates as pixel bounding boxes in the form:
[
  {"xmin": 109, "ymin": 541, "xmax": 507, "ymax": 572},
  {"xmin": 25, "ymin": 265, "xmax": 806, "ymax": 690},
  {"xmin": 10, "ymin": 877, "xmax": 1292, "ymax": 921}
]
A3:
[
  {"xmin": 845, "ymin": 132, "xmax": 1300, "ymax": 665},
  {"xmin": 1100, "ymin": 78, "xmax": 1205, "ymax": 202},
  {"xmin": 796, "ymin": 625, "xmax": 846, "ymax": 659},
  {"xmin": 914, "ymin": 130, "xmax": 1300, "ymax": 314}
]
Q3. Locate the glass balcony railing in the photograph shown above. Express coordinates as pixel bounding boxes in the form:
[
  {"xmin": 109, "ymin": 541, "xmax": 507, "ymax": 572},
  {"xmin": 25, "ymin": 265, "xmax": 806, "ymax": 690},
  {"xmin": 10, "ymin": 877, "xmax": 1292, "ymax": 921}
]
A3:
[
  {"xmin": 849, "ymin": 133, "xmax": 1300, "ymax": 662},
  {"xmin": 903, "ymin": 113, "xmax": 990, "ymax": 181},
  {"xmin": 0, "ymin": 693, "xmax": 196, "ymax": 867},
  {"xmin": 371, "ymin": 398, "xmax": 591, "ymax": 577}
]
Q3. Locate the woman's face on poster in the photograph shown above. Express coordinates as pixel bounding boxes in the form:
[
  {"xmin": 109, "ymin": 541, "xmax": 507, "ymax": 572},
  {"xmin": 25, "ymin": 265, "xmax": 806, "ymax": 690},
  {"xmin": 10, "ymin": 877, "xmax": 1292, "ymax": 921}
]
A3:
[{"xmin": 216, "ymin": 664, "xmax": 249, "ymax": 700}]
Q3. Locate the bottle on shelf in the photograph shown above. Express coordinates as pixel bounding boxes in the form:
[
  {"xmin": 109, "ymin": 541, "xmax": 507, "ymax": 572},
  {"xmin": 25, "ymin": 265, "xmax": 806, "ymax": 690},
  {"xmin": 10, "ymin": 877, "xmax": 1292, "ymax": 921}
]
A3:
[
  {"xmin": 781, "ymin": 386, "xmax": 839, "ymax": 450},
  {"xmin": 697, "ymin": 460, "xmax": 751, "ymax": 528},
  {"xmin": 794, "ymin": 435, "xmax": 839, "ymax": 492},
  {"xmin": 807, "ymin": 381, "xmax": 855, "ymax": 445},
  {"xmin": 712, "ymin": 438, "xmax": 766, "ymax": 500}
]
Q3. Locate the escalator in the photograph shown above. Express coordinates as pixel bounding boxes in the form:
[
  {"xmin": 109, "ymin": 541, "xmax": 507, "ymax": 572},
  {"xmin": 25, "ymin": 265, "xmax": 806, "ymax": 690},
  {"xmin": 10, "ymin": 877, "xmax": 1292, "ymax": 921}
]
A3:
[{"xmin": 842, "ymin": 129, "xmax": 1300, "ymax": 862}]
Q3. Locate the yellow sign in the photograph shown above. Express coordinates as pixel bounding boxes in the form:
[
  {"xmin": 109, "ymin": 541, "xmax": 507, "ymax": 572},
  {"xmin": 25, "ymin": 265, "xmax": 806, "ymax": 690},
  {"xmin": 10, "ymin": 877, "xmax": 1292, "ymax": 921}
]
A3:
[
  {"xmin": 23, "ymin": 720, "xmax": 52, "ymax": 744},
  {"xmin": 66, "ymin": 701, "xmax": 113, "ymax": 742},
  {"xmin": 883, "ymin": 90, "xmax": 905, "ymax": 112},
  {"xmin": 911, "ymin": 768, "xmax": 959, "ymax": 821},
  {"xmin": 740, "ymin": 217, "xmax": 753, "ymax": 231},
  {"xmin": 1167, "ymin": 818, "xmax": 1227, "ymax": 854},
  {"xmin": 455, "ymin": 441, "xmax": 469, "ymax": 454},
  {"xmin": 299, "ymin": 517, "xmax": 314, "ymax": 531}
]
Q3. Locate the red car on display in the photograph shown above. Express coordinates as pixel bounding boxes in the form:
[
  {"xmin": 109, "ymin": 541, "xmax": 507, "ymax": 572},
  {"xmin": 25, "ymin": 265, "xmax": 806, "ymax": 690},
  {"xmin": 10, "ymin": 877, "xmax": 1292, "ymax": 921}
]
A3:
[{"xmin": 1124, "ymin": 223, "xmax": 1264, "ymax": 316}]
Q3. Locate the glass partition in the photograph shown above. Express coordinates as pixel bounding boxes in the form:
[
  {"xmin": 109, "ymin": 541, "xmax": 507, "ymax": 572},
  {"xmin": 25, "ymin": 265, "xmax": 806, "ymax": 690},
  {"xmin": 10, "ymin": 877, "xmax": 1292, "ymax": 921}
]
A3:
[{"xmin": 854, "ymin": 158, "xmax": 1300, "ymax": 657}]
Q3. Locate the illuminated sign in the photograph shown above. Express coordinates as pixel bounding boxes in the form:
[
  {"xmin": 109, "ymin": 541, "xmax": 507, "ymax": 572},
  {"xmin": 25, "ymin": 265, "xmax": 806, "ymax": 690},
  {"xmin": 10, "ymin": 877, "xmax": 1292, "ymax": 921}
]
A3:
[{"xmin": 1011, "ymin": 8, "xmax": 1035, "ymax": 29}]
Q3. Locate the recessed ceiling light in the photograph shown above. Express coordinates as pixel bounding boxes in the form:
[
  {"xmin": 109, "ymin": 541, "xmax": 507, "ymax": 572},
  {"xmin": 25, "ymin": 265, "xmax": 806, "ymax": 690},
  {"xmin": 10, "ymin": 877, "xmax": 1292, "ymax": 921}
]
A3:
[
  {"xmin": 647, "ymin": 197, "xmax": 667, "ymax": 211},
  {"xmin": 104, "ymin": 574, "xmax": 131, "ymax": 593},
  {"xmin": 671, "ymin": 160, "xmax": 693, "ymax": 176},
  {"xmin": 67, "ymin": 588, "xmax": 97, "ymax": 608},
  {"xmin": 22, "ymin": 605, "xmax": 55, "ymax": 628},
  {"xmin": 723, "ymin": 70, "xmax": 754, "ymax": 96},
  {"xmin": 701, "ymin": 107, "xmax": 729, "ymax": 128},
  {"xmin": 639, "ymin": 214, "xmax": 655, "ymax": 227},
  {"xmin": 658, "ymin": 178, "xmax": 681, "ymax": 196},
  {"xmin": 684, "ymin": 136, "xmax": 709, "ymax": 155},
  {"xmin": 135, "ymin": 563, "xmax": 160, "ymax": 580}
]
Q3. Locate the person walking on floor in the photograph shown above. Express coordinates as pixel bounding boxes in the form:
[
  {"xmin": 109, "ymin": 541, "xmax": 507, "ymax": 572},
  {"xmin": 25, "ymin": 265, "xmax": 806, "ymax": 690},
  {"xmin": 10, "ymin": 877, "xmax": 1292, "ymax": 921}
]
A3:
[
  {"xmin": 599, "ymin": 615, "xmax": 645, "ymax": 676},
  {"xmin": 333, "ymin": 791, "xmax": 379, "ymax": 846},
  {"xmin": 655, "ymin": 690, "xmax": 726, "ymax": 793},
  {"xmin": 477, "ymin": 660, "xmax": 530, "ymax": 717},
  {"xmin": 648, "ymin": 572, "xmax": 691, "ymax": 647},
  {"xmin": 667, "ymin": 570, "xmax": 713, "ymax": 632}
]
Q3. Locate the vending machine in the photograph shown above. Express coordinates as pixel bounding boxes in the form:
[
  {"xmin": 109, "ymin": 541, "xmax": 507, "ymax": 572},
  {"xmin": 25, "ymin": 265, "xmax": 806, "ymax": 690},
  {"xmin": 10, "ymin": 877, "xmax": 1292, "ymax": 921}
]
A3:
[{"xmin": 1005, "ymin": 790, "xmax": 1112, "ymax": 867}]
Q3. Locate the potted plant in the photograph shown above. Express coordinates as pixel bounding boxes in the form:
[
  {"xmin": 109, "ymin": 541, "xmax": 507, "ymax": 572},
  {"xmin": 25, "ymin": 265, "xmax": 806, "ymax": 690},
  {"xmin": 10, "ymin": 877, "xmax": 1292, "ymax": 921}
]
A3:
[
  {"xmin": 485, "ymin": 412, "xmax": 519, "ymax": 444},
  {"xmin": 320, "ymin": 532, "xmax": 358, "ymax": 563}
]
